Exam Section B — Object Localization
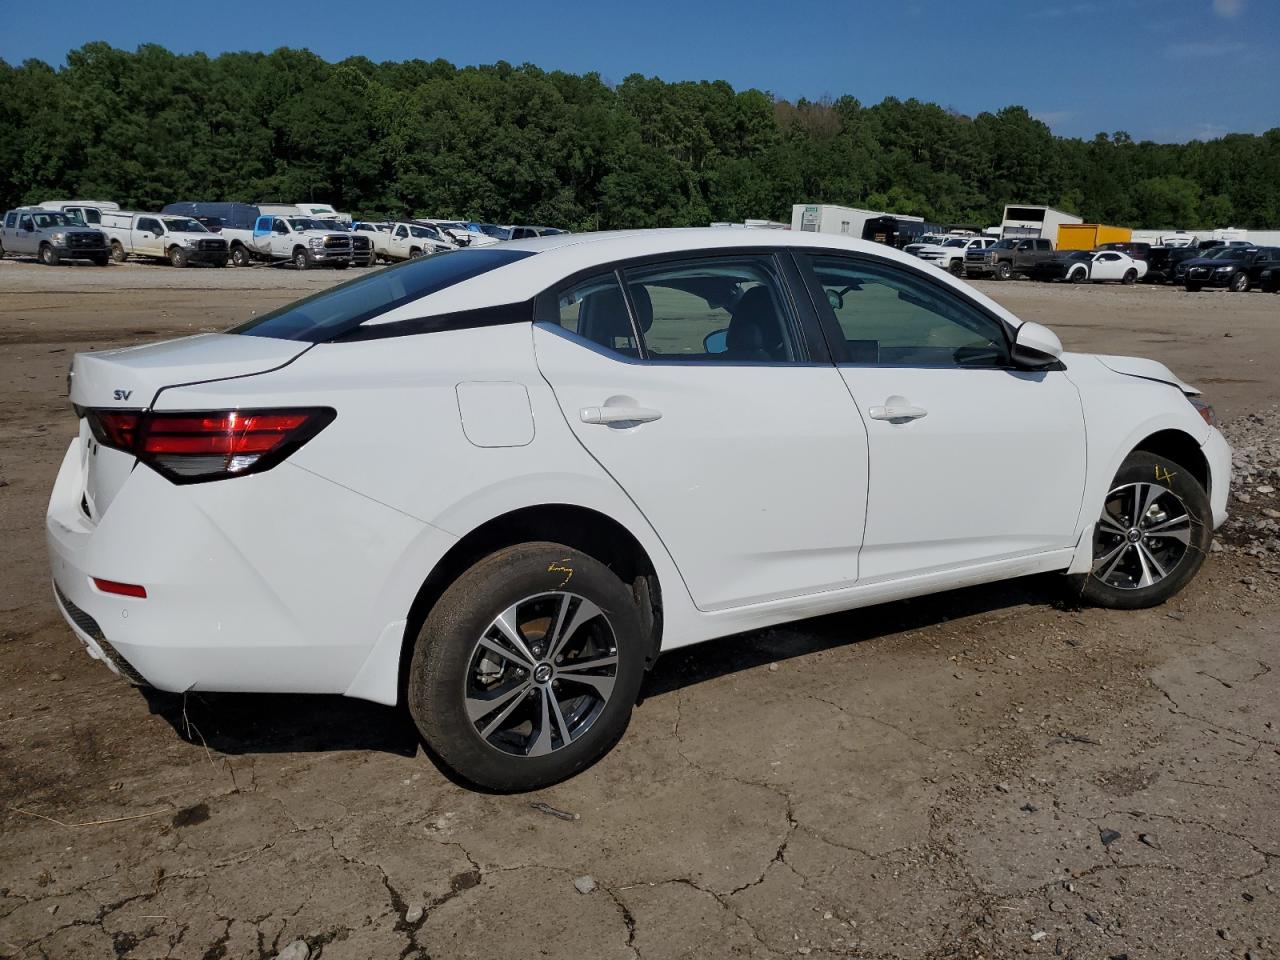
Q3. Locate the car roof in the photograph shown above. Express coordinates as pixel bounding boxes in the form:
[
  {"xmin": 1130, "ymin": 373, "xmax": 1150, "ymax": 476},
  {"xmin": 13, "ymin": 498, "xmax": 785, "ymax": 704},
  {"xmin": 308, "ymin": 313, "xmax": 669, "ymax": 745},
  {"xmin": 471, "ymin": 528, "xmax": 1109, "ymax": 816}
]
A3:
[{"xmin": 362, "ymin": 228, "xmax": 1027, "ymax": 335}]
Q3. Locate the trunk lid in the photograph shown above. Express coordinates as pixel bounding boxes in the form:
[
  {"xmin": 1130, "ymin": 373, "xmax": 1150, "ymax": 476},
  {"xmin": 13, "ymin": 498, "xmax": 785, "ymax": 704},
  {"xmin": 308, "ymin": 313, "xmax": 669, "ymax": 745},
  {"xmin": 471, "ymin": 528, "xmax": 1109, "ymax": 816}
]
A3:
[{"xmin": 69, "ymin": 333, "xmax": 309, "ymax": 518}]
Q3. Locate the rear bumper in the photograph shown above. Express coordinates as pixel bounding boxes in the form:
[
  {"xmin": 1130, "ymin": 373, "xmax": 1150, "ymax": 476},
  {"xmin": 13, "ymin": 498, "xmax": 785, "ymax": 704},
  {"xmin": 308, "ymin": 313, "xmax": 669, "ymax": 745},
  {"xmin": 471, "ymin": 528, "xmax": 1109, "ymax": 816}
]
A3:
[{"xmin": 46, "ymin": 438, "xmax": 453, "ymax": 703}]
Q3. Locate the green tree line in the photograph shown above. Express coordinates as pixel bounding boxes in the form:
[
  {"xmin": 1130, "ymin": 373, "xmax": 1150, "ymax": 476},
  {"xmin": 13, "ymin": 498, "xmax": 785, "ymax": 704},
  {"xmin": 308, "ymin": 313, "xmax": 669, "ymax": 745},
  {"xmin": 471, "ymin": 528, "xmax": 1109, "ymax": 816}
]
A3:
[{"xmin": 3, "ymin": 43, "xmax": 1278, "ymax": 231}]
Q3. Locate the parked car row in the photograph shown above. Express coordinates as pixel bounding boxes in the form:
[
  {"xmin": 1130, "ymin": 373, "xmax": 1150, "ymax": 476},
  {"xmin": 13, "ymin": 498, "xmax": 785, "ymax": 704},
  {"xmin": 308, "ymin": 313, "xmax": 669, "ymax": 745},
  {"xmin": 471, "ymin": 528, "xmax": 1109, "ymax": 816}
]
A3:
[{"xmin": 0, "ymin": 198, "xmax": 570, "ymax": 269}]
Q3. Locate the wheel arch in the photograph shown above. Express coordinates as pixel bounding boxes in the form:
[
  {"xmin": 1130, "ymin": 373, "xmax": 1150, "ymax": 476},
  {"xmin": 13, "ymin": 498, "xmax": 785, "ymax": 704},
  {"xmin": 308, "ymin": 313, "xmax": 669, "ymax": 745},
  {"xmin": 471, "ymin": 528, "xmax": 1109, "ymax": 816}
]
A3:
[
  {"xmin": 395, "ymin": 503, "xmax": 665, "ymax": 707},
  {"xmin": 1132, "ymin": 428, "xmax": 1210, "ymax": 496}
]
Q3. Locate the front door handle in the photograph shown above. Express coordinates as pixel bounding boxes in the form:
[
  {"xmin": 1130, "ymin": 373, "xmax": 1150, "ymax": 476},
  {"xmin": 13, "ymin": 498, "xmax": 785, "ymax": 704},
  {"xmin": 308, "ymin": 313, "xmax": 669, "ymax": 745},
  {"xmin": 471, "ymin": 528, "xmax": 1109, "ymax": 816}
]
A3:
[
  {"xmin": 580, "ymin": 405, "xmax": 662, "ymax": 425},
  {"xmin": 868, "ymin": 396, "xmax": 928, "ymax": 422}
]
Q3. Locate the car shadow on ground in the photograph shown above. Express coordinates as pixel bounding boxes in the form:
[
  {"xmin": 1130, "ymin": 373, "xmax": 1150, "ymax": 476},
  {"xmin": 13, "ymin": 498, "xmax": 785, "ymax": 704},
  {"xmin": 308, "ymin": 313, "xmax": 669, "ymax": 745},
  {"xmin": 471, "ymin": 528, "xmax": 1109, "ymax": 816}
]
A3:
[{"xmin": 142, "ymin": 574, "xmax": 1071, "ymax": 764}]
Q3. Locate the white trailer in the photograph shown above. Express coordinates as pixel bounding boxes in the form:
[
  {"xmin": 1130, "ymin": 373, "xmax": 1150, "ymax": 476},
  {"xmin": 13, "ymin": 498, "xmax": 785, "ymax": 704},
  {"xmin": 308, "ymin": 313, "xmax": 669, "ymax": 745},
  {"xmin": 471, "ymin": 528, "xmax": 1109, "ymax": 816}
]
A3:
[
  {"xmin": 999, "ymin": 204, "xmax": 1082, "ymax": 241},
  {"xmin": 792, "ymin": 204, "xmax": 892, "ymax": 239}
]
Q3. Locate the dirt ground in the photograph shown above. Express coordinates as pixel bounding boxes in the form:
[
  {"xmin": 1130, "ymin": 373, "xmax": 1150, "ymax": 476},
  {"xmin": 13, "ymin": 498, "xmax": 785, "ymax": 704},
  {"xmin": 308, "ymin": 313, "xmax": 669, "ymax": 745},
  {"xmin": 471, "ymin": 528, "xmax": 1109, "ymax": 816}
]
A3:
[{"xmin": 0, "ymin": 259, "xmax": 1277, "ymax": 960}]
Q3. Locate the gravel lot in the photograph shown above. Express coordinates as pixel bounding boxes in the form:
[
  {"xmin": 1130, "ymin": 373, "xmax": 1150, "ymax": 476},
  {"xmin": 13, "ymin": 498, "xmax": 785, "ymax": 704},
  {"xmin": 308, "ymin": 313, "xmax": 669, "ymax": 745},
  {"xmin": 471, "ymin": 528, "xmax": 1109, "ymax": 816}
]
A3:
[{"xmin": 0, "ymin": 259, "xmax": 1277, "ymax": 960}]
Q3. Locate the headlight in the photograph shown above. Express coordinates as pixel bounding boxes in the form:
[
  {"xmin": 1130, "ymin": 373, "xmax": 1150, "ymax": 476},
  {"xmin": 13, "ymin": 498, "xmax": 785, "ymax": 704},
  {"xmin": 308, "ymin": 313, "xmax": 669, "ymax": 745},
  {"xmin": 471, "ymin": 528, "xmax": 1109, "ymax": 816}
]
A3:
[
  {"xmin": 1213, "ymin": 265, "xmax": 1232, "ymax": 272},
  {"xmin": 1188, "ymin": 396, "xmax": 1218, "ymax": 427},
  {"xmin": 51, "ymin": 232, "xmax": 66, "ymax": 243},
  {"xmin": 308, "ymin": 237, "xmax": 324, "ymax": 248}
]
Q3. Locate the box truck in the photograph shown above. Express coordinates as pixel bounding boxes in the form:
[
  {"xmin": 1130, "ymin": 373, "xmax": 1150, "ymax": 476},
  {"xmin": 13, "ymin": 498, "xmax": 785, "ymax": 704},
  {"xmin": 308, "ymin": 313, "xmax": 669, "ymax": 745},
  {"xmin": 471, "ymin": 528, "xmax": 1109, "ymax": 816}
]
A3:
[{"xmin": 1056, "ymin": 224, "xmax": 1132, "ymax": 251}]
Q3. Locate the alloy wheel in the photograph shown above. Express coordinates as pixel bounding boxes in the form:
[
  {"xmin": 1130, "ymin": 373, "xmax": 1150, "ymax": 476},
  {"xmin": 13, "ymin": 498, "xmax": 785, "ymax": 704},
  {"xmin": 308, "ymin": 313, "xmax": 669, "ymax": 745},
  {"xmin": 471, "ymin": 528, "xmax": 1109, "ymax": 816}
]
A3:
[
  {"xmin": 464, "ymin": 592, "xmax": 618, "ymax": 757},
  {"xmin": 1092, "ymin": 481, "xmax": 1192, "ymax": 590}
]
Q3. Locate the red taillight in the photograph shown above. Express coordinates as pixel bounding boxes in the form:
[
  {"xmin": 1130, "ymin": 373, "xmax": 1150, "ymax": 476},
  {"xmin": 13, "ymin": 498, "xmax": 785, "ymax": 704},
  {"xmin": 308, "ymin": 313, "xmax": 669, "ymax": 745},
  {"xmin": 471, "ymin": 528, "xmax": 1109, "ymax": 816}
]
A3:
[
  {"xmin": 93, "ymin": 411, "xmax": 142, "ymax": 449},
  {"xmin": 85, "ymin": 407, "xmax": 335, "ymax": 483},
  {"xmin": 93, "ymin": 578, "xmax": 147, "ymax": 599}
]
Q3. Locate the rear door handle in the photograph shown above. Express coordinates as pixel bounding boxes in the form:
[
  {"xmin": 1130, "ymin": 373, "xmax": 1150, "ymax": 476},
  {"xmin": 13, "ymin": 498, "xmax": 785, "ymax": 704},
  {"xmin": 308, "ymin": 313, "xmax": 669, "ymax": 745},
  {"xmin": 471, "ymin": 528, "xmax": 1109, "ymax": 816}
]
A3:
[
  {"xmin": 868, "ymin": 396, "xmax": 928, "ymax": 422},
  {"xmin": 580, "ymin": 405, "xmax": 663, "ymax": 425}
]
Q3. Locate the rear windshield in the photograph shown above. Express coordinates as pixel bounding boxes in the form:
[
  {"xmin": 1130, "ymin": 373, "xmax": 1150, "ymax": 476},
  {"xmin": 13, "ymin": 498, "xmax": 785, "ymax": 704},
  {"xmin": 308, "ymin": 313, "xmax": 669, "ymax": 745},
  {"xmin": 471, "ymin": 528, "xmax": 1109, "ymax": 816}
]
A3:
[{"xmin": 231, "ymin": 248, "xmax": 534, "ymax": 342}]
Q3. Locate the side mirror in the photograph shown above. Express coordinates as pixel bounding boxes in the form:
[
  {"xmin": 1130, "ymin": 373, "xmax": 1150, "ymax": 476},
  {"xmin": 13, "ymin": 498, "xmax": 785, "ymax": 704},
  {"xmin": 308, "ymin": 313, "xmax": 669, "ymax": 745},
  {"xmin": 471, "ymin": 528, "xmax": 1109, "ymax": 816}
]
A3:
[
  {"xmin": 703, "ymin": 329, "xmax": 728, "ymax": 355},
  {"xmin": 1011, "ymin": 321, "xmax": 1062, "ymax": 369}
]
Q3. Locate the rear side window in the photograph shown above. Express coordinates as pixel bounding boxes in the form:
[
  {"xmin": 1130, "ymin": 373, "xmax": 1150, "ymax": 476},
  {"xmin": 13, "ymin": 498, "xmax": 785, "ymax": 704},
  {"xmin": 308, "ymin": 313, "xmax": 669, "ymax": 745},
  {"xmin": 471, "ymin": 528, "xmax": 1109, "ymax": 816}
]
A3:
[
  {"xmin": 549, "ymin": 273, "xmax": 641, "ymax": 357},
  {"xmin": 232, "ymin": 248, "xmax": 534, "ymax": 342}
]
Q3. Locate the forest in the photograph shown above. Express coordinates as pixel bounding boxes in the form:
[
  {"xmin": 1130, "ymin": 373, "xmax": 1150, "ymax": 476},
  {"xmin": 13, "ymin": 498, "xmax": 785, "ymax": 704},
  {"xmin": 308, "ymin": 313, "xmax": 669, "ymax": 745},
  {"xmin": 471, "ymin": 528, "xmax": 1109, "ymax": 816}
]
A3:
[{"xmin": 2, "ymin": 43, "xmax": 1278, "ymax": 231}]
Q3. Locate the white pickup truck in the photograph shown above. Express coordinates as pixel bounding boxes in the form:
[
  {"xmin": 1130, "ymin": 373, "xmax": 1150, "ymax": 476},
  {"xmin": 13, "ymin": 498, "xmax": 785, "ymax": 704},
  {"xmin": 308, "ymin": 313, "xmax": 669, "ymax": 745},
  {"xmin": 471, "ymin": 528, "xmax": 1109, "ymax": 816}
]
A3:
[
  {"xmin": 101, "ymin": 211, "xmax": 229, "ymax": 267},
  {"xmin": 370, "ymin": 221, "xmax": 455, "ymax": 262},
  {"xmin": 220, "ymin": 215, "xmax": 353, "ymax": 269},
  {"xmin": 912, "ymin": 235, "xmax": 998, "ymax": 275}
]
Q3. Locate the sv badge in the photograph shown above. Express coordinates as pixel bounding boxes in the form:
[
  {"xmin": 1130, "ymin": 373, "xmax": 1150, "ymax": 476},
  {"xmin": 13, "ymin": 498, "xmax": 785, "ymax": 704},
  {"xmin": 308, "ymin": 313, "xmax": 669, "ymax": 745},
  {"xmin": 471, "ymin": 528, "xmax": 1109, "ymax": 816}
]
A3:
[{"xmin": 113, "ymin": 389, "xmax": 132, "ymax": 401}]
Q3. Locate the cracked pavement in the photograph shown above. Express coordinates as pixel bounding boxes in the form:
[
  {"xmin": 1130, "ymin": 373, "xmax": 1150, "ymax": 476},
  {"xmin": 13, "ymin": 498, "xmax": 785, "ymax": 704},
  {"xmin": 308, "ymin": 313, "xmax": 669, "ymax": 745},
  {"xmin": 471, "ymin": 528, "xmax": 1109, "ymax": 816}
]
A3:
[{"xmin": 1, "ymin": 265, "xmax": 1278, "ymax": 959}]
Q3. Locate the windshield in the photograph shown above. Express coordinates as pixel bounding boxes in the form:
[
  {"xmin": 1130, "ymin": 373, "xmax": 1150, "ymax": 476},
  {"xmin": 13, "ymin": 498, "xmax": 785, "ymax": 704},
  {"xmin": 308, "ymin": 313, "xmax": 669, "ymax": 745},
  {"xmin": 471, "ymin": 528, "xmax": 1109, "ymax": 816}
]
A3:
[
  {"xmin": 942, "ymin": 238, "xmax": 967, "ymax": 248},
  {"xmin": 992, "ymin": 239, "xmax": 1018, "ymax": 249},
  {"xmin": 1206, "ymin": 247, "xmax": 1250, "ymax": 259},
  {"xmin": 286, "ymin": 217, "xmax": 327, "ymax": 231},
  {"xmin": 409, "ymin": 226, "xmax": 436, "ymax": 239},
  {"xmin": 232, "ymin": 248, "xmax": 535, "ymax": 342},
  {"xmin": 161, "ymin": 217, "xmax": 208, "ymax": 233},
  {"xmin": 31, "ymin": 211, "xmax": 80, "ymax": 228},
  {"xmin": 316, "ymin": 219, "xmax": 347, "ymax": 230},
  {"xmin": 478, "ymin": 224, "xmax": 511, "ymax": 239},
  {"xmin": 1067, "ymin": 251, "xmax": 1094, "ymax": 260}
]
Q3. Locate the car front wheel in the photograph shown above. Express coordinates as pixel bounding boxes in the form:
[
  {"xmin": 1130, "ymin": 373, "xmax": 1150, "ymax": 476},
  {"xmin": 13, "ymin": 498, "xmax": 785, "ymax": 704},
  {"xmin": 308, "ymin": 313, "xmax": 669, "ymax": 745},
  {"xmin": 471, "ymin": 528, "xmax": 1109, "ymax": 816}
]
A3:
[
  {"xmin": 1229, "ymin": 272, "xmax": 1250, "ymax": 293},
  {"xmin": 408, "ymin": 542, "xmax": 647, "ymax": 791},
  {"xmin": 1078, "ymin": 451, "xmax": 1211, "ymax": 610}
]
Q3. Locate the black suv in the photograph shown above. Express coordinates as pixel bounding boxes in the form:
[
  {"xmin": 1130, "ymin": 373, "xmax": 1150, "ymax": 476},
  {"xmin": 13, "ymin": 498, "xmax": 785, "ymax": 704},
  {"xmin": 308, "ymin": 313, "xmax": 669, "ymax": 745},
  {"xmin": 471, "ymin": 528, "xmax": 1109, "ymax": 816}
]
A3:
[
  {"xmin": 1146, "ymin": 246, "xmax": 1204, "ymax": 284},
  {"xmin": 1183, "ymin": 246, "xmax": 1280, "ymax": 292}
]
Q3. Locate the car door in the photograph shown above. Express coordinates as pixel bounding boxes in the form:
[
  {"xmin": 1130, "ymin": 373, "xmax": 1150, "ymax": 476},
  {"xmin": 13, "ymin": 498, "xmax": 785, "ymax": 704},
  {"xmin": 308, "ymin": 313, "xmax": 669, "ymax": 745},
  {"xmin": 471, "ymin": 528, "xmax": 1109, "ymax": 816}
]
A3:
[
  {"xmin": 532, "ymin": 251, "xmax": 870, "ymax": 611},
  {"xmin": 797, "ymin": 251, "xmax": 1086, "ymax": 582},
  {"xmin": 1091, "ymin": 252, "xmax": 1124, "ymax": 281},
  {"xmin": 390, "ymin": 225, "xmax": 410, "ymax": 259},
  {"xmin": 135, "ymin": 217, "xmax": 164, "ymax": 257},
  {"xmin": 15, "ymin": 213, "xmax": 37, "ymax": 254}
]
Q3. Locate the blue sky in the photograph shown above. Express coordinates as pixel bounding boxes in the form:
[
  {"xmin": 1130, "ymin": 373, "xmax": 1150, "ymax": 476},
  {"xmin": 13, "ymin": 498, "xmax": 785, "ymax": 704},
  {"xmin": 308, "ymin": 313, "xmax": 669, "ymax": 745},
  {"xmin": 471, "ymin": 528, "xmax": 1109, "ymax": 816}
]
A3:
[{"xmin": 2, "ymin": 0, "xmax": 1274, "ymax": 143}]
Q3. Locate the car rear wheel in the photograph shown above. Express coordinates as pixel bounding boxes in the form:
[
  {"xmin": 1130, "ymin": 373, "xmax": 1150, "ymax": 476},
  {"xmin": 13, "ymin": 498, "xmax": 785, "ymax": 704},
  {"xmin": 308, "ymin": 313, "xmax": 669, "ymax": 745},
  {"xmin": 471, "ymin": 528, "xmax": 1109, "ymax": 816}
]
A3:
[
  {"xmin": 1122, "ymin": 268, "xmax": 1137, "ymax": 285},
  {"xmin": 995, "ymin": 261, "xmax": 1013, "ymax": 280},
  {"xmin": 407, "ymin": 542, "xmax": 647, "ymax": 791},
  {"xmin": 1229, "ymin": 271, "xmax": 1250, "ymax": 293},
  {"xmin": 1077, "ymin": 451, "xmax": 1211, "ymax": 610},
  {"xmin": 39, "ymin": 244, "xmax": 59, "ymax": 266},
  {"xmin": 110, "ymin": 241, "xmax": 127, "ymax": 263}
]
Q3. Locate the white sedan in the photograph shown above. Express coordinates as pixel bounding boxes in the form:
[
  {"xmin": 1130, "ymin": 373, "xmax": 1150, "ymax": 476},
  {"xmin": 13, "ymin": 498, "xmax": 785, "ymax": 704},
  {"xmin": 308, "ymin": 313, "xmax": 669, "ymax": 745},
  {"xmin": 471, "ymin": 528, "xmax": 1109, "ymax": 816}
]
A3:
[{"xmin": 48, "ymin": 229, "xmax": 1230, "ymax": 790}]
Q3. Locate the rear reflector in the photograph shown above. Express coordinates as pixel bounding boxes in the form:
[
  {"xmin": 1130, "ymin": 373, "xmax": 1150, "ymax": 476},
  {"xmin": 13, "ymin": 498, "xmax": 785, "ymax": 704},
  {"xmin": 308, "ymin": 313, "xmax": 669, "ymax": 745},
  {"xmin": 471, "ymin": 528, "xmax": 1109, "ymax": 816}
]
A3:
[
  {"xmin": 85, "ymin": 407, "xmax": 335, "ymax": 484},
  {"xmin": 93, "ymin": 577, "xmax": 147, "ymax": 599}
]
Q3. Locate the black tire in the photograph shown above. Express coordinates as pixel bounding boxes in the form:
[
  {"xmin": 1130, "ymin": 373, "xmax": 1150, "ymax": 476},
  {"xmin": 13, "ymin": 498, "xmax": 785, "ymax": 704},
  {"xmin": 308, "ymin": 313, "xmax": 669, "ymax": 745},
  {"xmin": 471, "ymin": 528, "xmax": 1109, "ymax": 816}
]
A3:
[
  {"xmin": 231, "ymin": 244, "xmax": 252, "ymax": 267},
  {"xmin": 408, "ymin": 542, "xmax": 648, "ymax": 792},
  {"xmin": 410, "ymin": 246, "xmax": 423, "ymax": 259},
  {"xmin": 40, "ymin": 244, "xmax": 59, "ymax": 266},
  {"xmin": 1070, "ymin": 267, "xmax": 1087, "ymax": 283},
  {"xmin": 1122, "ymin": 268, "xmax": 1137, "ymax": 285},
  {"xmin": 212, "ymin": 257, "xmax": 228, "ymax": 268},
  {"xmin": 995, "ymin": 261, "xmax": 1013, "ymax": 281},
  {"xmin": 91, "ymin": 253, "xmax": 110, "ymax": 267},
  {"xmin": 949, "ymin": 259, "xmax": 965, "ymax": 276},
  {"xmin": 1185, "ymin": 282, "xmax": 1202, "ymax": 292},
  {"xmin": 293, "ymin": 247, "xmax": 311, "ymax": 270},
  {"xmin": 110, "ymin": 241, "xmax": 128, "ymax": 263},
  {"xmin": 169, "ymin": 246, "xmax": 188, "ymax": 268},
  {"xmin": 1229, "ymin": 271, "xmax": 1249, "ymax": 293},
  {"xmin": 332, "ymin": 261, "xmax": 349, "ymax": 270},
  {"xmin": 1075, "ymin": 450, "xmax": 1211, "ymax": 610}
]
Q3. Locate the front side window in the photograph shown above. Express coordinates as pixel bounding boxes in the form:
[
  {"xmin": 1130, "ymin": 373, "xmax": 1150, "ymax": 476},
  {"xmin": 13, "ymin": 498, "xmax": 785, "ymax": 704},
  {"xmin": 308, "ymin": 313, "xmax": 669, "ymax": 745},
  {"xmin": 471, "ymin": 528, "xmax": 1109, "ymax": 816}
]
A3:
[
  {"xmin": 808, "ymin": 255, "xmax": 1009, "ymax": 367},
  {"xmin": 623, "ymin": 255, "xmax": 802, "ymax": 362},
  {"xmin": 395, "ymin": 225, "xmax": 408, "ymax": 239},
  {"xmin": 19, "ymin": 215, "xmax": 33, "ymax": 230},
  {"xmin": 82, "ymin": 208, "xmax": 101, "ymax": 224},
  {"xmin": 138, "ymin": 217, "xmax": 162, "ymax": 234}
]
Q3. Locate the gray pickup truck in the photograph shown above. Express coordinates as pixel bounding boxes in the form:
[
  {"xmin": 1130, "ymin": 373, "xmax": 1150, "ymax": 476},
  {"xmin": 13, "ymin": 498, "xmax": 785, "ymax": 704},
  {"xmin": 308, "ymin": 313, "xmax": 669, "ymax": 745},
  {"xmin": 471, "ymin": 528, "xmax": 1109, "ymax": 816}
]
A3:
[
  {"xmin": 964, "ymin": 237, "xmax": 1055, "ymax": 280},
  {"xmin": 1, "ymin": 207, "xmax": 111, "ymax": 265}
]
